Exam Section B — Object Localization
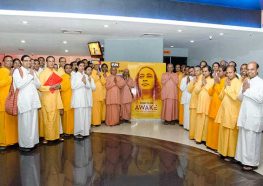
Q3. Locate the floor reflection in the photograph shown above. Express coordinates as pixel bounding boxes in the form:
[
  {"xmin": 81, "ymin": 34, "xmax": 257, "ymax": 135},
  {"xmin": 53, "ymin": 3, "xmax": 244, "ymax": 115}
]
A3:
[{"xmin": 0, "ymin": 133, "xmax": 263, "ymax": 186}]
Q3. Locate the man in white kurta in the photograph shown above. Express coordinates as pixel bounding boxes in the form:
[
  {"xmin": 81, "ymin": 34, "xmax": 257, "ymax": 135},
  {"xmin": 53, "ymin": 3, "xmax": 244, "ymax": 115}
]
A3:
[
  {"xmin": 71, "ymin": 62, "xmax": 96, "ymax": 138},
  {"xmin": 235, "ymin": 62, "xmax": 263, "ymax": 170},
  {"xmin": 180, "ymin": 67, "xmax": 194, "ymax": 130},
  {"xmin": 13, "ymin": 55, "xmax": 41, "ymax": 150}
]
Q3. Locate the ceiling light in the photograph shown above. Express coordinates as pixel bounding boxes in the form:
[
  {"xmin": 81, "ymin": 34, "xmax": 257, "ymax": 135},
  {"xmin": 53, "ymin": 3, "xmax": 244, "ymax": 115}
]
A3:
[
  {"xmin": 65, "ymin": 49, "xmax": 69, "ymax": 53},
  {"xmin": 62, "ymin": 30, "xmax": 82, "ymax": 34},
  {"xmin": 178, "ymin": 29, "xmax": 182, "ymax": 32},
  {"xmin": 21, "ymin": 40, "xmax": 26, "ymax": 43},
  {"xmin": 63, "ymin": 41, "xmax": 67, "ymax": 44},
  {"xmin": 190, "ymin": 40, "xmax": 195, "ymax": 43},
  {"xmin": 104, "ymin": 24, "xmax": 109, "ymax": 28},
  {"xmin": 22, "ymin": 20, "xmax": 28, "ymax": 24},
  {"xmin": 209, "ymin": 35, "xmax": 213, "ymax": 40},
  {"xmin": 219, "ymin": 33, "xmax": 224, "ymax": 36},
  {"xmin": 170, "ymin": 45, "xmax": 174, "ymax": 48}
]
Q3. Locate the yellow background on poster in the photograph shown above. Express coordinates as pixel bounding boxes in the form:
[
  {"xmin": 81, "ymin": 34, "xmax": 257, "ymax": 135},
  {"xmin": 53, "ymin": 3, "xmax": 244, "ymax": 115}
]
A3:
[{"xmin": 101, "ymin": 61, "xmax": 166, "ymax": 119}]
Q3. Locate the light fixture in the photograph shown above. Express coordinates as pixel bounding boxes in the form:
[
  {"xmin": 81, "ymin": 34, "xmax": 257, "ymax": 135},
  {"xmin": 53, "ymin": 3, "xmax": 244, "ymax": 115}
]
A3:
[
  {"xmin": 219, "ymin": 33, "xmax": 224, "ymax": 36},
  {"xmin": 65, "ymin": 49, "xmax": 69, "ymax": 53},
  {"xmin": 63, "ymin": 41, "xmax": 67, "ymax": 44},
  {"xmin": 104, "ymin": 24, "xmax": 109, "ymax": 28},
  {"xmin": 170, "ymin": 45, "xmax": 174, "ymax": 48},
  {"xmin": 190, "ymin": 40, "xmax": 195, "ymax": 43},
  {"xmin": 209, "ymin": 35, "xmax": 213, "ymax": 40},
  {"xmin": 178, "ymin": 29, "xmax": 182, "ymax": 32},
  {"xmin": 21, "ymin": 40, "xmax": 26, "ymax": 43},
  {"xmin": 22, "ymin": 20, "xmax": 28, "ymax": 24}
]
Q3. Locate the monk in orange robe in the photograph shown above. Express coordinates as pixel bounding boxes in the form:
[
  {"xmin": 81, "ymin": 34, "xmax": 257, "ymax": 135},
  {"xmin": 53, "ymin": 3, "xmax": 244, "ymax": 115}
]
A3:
[
  {"xmin": 188, "ymin": 66, "xmax": 202, "ymax": 139},
  {"xmin": 0, "ymin": 56, "xmax": 18, "ymax": 149},
  {"xmin": 206, "ymin": 66, "xmax": 226, "ymax": 150},
  {"xmin": 105, "ymin": 67, "xmax": 125, "ymax": 126},
  {"xmin": 161, "ymin": 64, "xmax": 179, "ymax": 124},
  {"xmin": 215, "ymin": 66, "xmax": 241, "ymax": 161},
  {"xmin": 101, "ymin": 63, "xmax": 110, "ymax": 122},
  {"xmin": 194, "ymin": 66, "xmax": 214, "ymax": 143},
  {"xmin": 60, "ymin": 64, "xmax": 74, "ymax": 135},
  {"xmin": 176, "ymin": 64, "xmax": 184, "ymax": 125},
  {"xmin": 120, "ymin": 69, "xmax": 135, "ymax": 123}
]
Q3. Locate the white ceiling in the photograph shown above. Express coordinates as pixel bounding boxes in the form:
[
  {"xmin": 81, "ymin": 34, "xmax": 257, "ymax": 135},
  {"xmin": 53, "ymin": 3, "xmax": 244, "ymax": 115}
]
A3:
[{"xmin": 0, "ymin": 13, "xmax": 263, "ymax": 56}]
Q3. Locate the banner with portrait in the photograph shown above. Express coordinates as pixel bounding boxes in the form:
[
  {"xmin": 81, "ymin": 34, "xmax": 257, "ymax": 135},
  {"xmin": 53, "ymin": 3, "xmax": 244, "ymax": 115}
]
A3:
[{"xmin": 101, "ymin": 61, "xmax": 166, "ymax": 119}]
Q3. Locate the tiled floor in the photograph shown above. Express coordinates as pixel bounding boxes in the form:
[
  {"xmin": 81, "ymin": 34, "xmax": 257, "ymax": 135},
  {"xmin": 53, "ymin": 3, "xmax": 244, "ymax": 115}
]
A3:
[{"xmin": 92, "ymin": 119, "xmax": 263, "ymax": 175}]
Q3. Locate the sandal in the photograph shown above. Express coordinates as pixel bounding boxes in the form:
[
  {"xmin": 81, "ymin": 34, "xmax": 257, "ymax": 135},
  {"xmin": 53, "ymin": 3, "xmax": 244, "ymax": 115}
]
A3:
[{"xmin": 42, "ymin": 140, "xmax": 48, "ymax": 144}]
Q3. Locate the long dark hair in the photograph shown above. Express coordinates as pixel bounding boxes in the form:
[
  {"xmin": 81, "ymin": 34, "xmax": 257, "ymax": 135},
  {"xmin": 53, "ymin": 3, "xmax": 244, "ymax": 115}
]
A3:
[{"xmin": 134, "ymin": 66, "xmax": 161, "ymax": 100}]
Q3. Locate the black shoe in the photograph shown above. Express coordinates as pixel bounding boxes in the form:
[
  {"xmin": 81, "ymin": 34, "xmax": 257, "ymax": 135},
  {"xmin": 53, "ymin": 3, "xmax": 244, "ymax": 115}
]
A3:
[
  {"xmin": 19, "ymin": 147, "xmax": 32, "ymax": 152},
  {"xmin": 0, "ymin": 146, "xmax": 7, "ymax": 151}
]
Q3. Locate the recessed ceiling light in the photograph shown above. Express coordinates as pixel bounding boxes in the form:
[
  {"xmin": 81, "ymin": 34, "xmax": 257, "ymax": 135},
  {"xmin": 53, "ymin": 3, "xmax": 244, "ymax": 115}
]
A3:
[
  {"xmin": 21, "ymin": 40, "xmax": 26, "ymax": 43},
  {"xmin": 219, "ymin": 33, "xmax": 224, "ymax": 36},
  {"xmin": 170, "ymin": 45, "xmax": 174, "ymax": 48},
  {"xmin": 209, "ymin": 35, "xmax": 213, "ymax": 39},
  {"xmin": 22, "ymin": 21, "xmax": 28, "ymax": 24},
  {"xmin": 178, "ymin": 29, "xmax": 182, "ymax": 32},
  {"xmin": 63, "ymin": 41, "xmax": 67, "ymax": 44},
  {"xmin": 65, "ymin": 49, "xmax": 69, "ymax": 53},
  {"xmin": 190, "ymin": 40, "xmax": 195, "ymax": 43},
  {"xmin": 104, "ymin": 24, "xmax": 109, "ymax": 28}
]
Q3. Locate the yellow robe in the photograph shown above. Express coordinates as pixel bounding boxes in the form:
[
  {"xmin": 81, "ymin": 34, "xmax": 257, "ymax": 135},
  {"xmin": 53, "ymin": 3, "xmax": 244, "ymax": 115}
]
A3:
[
  {"xmin": 92, "ymin": 70, "xmax": 106, "ymax": 125},
  {"xmin": 61, "ymin": 73, "xmax": 74, "ymax": 135},
  {"xmin": 57, "ymin": 67, "xmax": 65, "ymax": 77},
  {"xmin": 176, "ymin": 72, "xmax": 184, "ymax": 125},
  {"xmin": 0, "ymin": 67, "xmax": 18, "ymax": 147},
  {"xmin": 215, "ymin": 77, "xmax": 241, "ymax": 157},
  {"xmin": 101, "ymin": 72, "xmax": 110, "ymax": 121},
  {"xmin": 188, "ymin": 75, "xmax": 202, "ymax": 139},
  {"xmin": 39, "ymin": 68, "xmax": 64, "ymax": 141},
  {"xmin": 194, "ymin": 77, "xmax": 214, "ymax": 142},
  {"xmin": 206, "ymin": 77, "xmax": 225, "ymax": 150}
]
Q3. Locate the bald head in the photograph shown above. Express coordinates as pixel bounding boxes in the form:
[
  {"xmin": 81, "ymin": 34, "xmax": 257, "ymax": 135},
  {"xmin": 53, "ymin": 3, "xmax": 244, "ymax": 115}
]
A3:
[
  {"xmin": 167, "ymin": 63, "xmax": 174, "ymax": 72},
  {"xmin": 247, "ymin": 61, "xmax": 259, "ymax": 79}
]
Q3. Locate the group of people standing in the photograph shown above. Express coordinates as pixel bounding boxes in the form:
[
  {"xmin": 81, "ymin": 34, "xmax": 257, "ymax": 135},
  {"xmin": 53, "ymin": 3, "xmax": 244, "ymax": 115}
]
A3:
[
  {"xmin": 0, "ymin": 55, "xmax": 135, "ymax": 151},
  {"xmin": 1, "ymin": 55, "xmax": 262, "ymax": 172},
  {"xmin": 161, "ymin": 60, "xmax": 263, "ymax": 171}
]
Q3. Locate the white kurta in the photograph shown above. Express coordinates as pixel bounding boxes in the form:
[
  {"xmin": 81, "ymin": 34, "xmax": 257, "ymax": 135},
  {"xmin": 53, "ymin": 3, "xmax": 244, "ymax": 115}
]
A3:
[
  {"xmin": 180, "ymin": 76, "xmax": 193, "ymax": 130},
  {"xmin": 13, "ymin": 67, "xmax": 41, "ymax": 148},
  {"xmin": 235, "ymin": 76, "xmax": 263, "ymax": 167},
  {"xmin": 71, "ymin": 72, "xmax": 96, "ymax": 136}
]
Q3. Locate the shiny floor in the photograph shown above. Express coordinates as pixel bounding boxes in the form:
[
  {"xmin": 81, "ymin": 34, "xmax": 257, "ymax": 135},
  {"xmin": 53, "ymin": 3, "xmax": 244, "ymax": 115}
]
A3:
[
  {"xmin": 0, "ymin": 124, "xmax": 262, "ymax": 186},
  {"xmin": 93, "ymin": 120, "xmax": 263, "ymax": 176}
]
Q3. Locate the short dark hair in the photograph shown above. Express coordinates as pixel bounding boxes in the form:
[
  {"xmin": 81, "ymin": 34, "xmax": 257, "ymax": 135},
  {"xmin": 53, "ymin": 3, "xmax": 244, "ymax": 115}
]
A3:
[
  {"xmin": 84, "ymin": 65, "xmax": 92, "ymax": 71},
  {"xmin": 59, "ymin": 57, "xmax": 66, "ymax": 62},
  {"xmin": 38, "ymin": 57, "xmax": 45, "ymax": 61},
  {"xmin": 77, "ymin": 61, "xmax": 85, "ymax": 66},
  {"xmin": 3, "ymin": 55, "xmax": 13, "ymax": 61},
  {"xmin": 101, "ymin": 63, "xmax": 108, "ymax": 68},
  {"xmin": 46, "ymin": 56, "xmax": 55, "ymax": 62},
  {"xmin": 21, "ymin": 55, "xmax": 31, "ymax": 61},
  {"xmin": 64, "ymin": 64, "xmax": 72, "ymax": 69}
]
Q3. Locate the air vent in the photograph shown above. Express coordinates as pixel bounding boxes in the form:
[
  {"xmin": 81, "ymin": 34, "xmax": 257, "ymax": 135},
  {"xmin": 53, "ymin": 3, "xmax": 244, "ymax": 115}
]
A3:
[
  {"xmin": 61, "ymin": 30, "xmax": 82, "ymax": 34},
  {"xmin": 141, "ymin": 33, "xmax": 163, "ymax": 37}
]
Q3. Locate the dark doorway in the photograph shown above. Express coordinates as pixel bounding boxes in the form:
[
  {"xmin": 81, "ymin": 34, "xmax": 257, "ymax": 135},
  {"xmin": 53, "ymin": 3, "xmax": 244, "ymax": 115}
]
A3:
[{"xmin": 163, "ymin": 56, "xmax": 187, "ymax": 72}]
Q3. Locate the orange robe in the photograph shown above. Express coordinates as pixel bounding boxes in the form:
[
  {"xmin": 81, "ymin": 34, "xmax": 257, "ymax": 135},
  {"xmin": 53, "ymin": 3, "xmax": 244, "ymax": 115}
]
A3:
[
  {"xmin": 176, "ymin": 72, "xmax": 184, "ymax": 125},
  {"xmin": 0, "ymin": 67, "xmax": 18, "ymax": 147},
  {"xmin": 188, "ymin": 75, "xmax": 202, "ymax": 139},
  {"xmin": 39, "ymin": 68, "xmax": 64, "ymax": 140},
  {"xmin": 215, "ymin": 77, "xmax": 241, "ymax": 157},
  {"xmin": 194, "ymin": 77, "xmax": 214, "ymax": 142},
  {"xmin": 102, "ymin": 72, "xmax": 110, "ymax": 121},
  {"xmin": 161, "ymin": 72, "xmax": 179, "ymax": 121},
  {"xmin": 92, "ymin": 70, "xmax": 106, "ymax": 125},
  {"xmin": 206, "ymin": 77, "xmax": 225, "ymax": 150},
  {"xmin": 105, "ymin": 75, "xmax": 125, "ymax": 126},
  {"xmin": 120, "ymin": 77, "xmax": 135, "ymax": 121},
  {"xmin": 61, "ymin": 73, "xmax": 74, "ymax": 134}
]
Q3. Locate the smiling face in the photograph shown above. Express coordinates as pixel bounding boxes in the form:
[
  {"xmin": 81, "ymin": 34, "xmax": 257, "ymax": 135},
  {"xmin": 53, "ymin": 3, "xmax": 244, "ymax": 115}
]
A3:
[
  {"xmin": 247, "ymin": 62, "xmax": 258, "ymax": 79},
  {"xmin": 202, "ymin": 66, "xmax": 210, "ymax": 78},
  {"xmin": 240, "ymin": 64, "xmax": 247, "ymax": 76},
  {"xmin": 138, "ymin": 67, "xmax": 155, "ymax": 91}
]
